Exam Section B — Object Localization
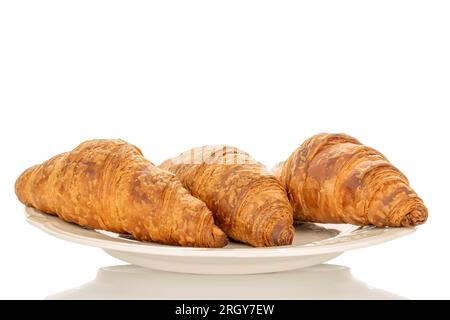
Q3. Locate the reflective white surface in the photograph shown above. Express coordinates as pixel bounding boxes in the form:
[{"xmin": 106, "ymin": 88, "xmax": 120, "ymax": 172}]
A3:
[{"xmin": 47, "ymin": 264, "xmax": 404, "ymax": 300}]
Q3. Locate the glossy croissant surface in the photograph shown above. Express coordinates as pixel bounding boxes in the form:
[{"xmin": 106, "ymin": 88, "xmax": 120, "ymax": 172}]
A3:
[
  {"xmin": 160, "ymin": 146, "xmax": 294, "ymax": 247},
  {"xmin": 274, "ymin": 133, "xmax": 428, "ymax": 227},
  {"xmin": 15, "ymin": 139, "xmax": 228, "ymax": 247}
]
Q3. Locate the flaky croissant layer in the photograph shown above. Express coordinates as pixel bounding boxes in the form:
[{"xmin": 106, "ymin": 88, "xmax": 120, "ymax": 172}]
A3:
[
  {"xmin": 160, "ymin": 145, "xmax": 295, "ymax": 247},
  {"xmin": 275, "ymin": 133, "xmax": 428, "ymax": 227},
  {"xmin": 15, "ymin": 139, "xmax": 228, "ymax": 247}
]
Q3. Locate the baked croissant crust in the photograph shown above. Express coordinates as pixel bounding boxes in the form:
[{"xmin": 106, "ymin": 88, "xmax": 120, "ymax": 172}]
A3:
[
  {"xmin": 15, "ymin": 139, "xmax": 228, "ymax": 247},
  {"xmin": 274, "ymin": 133, "xmax": 428, "ymax": 227},
  {"xmin": 160, "ymin": 146, "xmax": 294, "ymax": 247}
]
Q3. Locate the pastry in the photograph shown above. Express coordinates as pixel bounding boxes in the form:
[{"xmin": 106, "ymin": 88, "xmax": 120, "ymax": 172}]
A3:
[
  {"xmin": 15, "ymin": 139, "xmax": 228, "ymax": 247},
  {"xmin": 160, "ymin": 145, "xmax": 294, "ymax": 247},
  {"xmin": 274, "ymin": 133, "xmax": 428, "ymax": 227}
]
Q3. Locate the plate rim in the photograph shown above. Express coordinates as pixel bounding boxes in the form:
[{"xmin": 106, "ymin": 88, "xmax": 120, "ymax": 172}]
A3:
[{"xmin": 25, "ymin": 207, "xmax": 415, "ymax": 258}]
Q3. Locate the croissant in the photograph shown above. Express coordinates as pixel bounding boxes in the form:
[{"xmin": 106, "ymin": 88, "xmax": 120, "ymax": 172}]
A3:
[
  {"xmin": 274, "ymin": 133, "xmax": 428, "ymax": 227},
  {"xmin": 15, "ymin": 139, "xmax": 228, "ymax": 248},
  {"xmin": 160, "ymin": 146, "xmax": 294, "ymax": 247}
]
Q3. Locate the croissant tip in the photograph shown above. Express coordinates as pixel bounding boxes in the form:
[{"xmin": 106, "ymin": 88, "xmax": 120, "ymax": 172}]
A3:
[
  {"xmin": 270, "ymin": 220, "xmax": 295, "ymax": 246},
  {"xmin": 400, "ymin": 207, "xmax": 428, "ymax": 227},
  {"xmin": 210, "ymin": 226, "xmax": 229, "ymax": 248},
  {"xmin": 15, "ymin": 165, "xmax": 38, "ymax": 203}
]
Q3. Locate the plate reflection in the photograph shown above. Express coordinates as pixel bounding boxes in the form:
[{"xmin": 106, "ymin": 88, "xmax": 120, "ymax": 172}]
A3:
[{"xmin": 47, "ymin": 264, "xmax": 405, "ymax": 300}]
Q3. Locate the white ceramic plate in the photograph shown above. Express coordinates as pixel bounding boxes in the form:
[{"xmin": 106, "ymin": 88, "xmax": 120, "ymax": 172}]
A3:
[{"xmin": 25, "ymin": 207, "xmax": 415, "ymax": 275}]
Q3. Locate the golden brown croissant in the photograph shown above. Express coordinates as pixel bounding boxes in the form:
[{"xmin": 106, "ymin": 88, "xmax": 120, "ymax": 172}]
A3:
[
  {"xmin": 274, "ymin": 133, "xmax": 428, "ymax": 227},
  {"xmin": 160, "ymin": 146, "xmax": 294, "ymax": 247},
  {"xmin": 15, "ymin": 139, "xmax": 228, "ymax": 247}
]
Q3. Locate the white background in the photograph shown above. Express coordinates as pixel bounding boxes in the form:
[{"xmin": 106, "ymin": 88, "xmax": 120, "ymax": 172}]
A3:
[{"xmin": 1, "ymin": 1, "xmax": 449, "ymax": 299}]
